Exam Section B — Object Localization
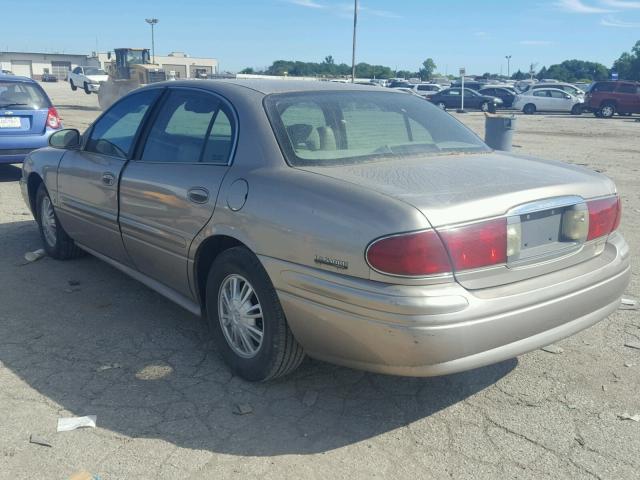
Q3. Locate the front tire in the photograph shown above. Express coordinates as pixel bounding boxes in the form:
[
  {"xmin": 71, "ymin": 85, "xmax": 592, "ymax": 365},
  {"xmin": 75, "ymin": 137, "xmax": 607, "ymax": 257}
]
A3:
[
  {"xmin": 436, "ymin": 101, "xmax": 446, "ymax": 110},
  {"xmin": 35, "ymin": 184, "xmax": 83, "ymax": 260},
  {"xmin": 523, "ymin": 103, "xmax": 536, "ymax": 115},
  {"xmin": 480, "ymin": 101, "xmax": 490, "ymax": 112},
  {"xmin": 83, "ymin": 82, "xmax": 91, "ymax": 94},
  {"xmin": 70, "ymin": 79, "xmax": 77, "ymax": 91},
  {"xmin": 571, "ymin": 104, "xmax": 582, "ymax": 115},
  {"xmin": 205, "ymin": 247, "xmax": 305, "ymax": 381}
]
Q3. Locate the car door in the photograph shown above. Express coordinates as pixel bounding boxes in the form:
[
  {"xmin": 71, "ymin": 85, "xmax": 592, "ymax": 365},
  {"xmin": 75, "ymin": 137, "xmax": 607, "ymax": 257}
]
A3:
[
  {"xmin": 56, "ymin": 89, "xmax": 162, "ymax": 264},
  {"xmin": 118, "ymin": 87, "xmax": 235, "ymax": 297},
  {"xmin": 446, "ymin": 89, "xmax": 461, "ymax": 108},
  {"xmin": 616, "ymin": 83, "xmax": 640, "ymax": 113},
  {"xmin": 548, "ymin": 89, "xmax": 572, "ymax": 111},
  {"xmin": 532, "ymin": 90, "xmax": 550, "ymax": 110}
]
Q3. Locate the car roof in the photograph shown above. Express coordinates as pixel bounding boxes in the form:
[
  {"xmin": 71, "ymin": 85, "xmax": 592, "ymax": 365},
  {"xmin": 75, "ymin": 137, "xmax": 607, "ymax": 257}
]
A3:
[
  {"xmin": 0, "ymin": 75, "xmax": 35, "ymax": 83},
  {"xmin": 147, "ymin": 78, "xmax": 398, "ymax": 96},
  {"xmin": 526, "ymin": 87, "xmax": 569, "ymax": 93}
]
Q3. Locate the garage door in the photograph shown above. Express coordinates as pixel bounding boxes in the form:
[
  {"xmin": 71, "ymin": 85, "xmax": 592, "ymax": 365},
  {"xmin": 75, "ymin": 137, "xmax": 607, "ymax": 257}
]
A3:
[
  {"xmin": 11, "ymin": 60, "xmax": 32, "ymax": 78},
  {"xmin": 162, "ymin": 64, "xmax": 187, "ymax": 79},
  {"xmin": 51, "ymin": 61, "xmax": 71, "ymax": 80}
]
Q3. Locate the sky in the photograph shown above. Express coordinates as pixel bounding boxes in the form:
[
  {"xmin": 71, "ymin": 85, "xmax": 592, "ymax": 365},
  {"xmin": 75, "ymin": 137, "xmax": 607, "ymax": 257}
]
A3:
[{"xmin": 2, "ymin": 0, "xmax": 640, "ymax": 75}]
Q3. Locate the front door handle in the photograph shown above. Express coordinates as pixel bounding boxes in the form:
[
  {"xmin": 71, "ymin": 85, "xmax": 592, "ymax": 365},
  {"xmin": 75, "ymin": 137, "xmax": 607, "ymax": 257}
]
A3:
[
  {"xmin": 187, "ymin": 187, "xmax": 209, "ymax": 204},
  {"xmin": 102, "ymin": 172, "xmax": 115, "ymax": 186}
]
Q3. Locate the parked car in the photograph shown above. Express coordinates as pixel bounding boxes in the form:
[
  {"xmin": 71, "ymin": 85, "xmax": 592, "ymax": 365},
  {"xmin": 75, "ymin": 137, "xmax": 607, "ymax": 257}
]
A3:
[
  {"xmin": 450, "ymin": 80, "xmax": 487, "ymax": 92},
  {"xmin": 1, "ymin": 69, "xmax": 14, "ymax": 76},
  {"xmin": 40, "ymin": 73, "xmax": 58, "ymax": 82},
  {"xmin": 512, "ymin": 88, "xmax": 584, "ymax": 114},
  {"xmin": 21, "ymin": 80, "xmax": 629, "ymax": 381},
  {"xmin": 523, "ymin": 82, "xmax": 585, "ymax": 98},
  {"xmin": 574, "ymin": 82, "xmax": 592, "ymax": 92},
  {"xmin": 68, "ymin": 66, "xmax": 109, "ymax": 94},
  {"xmin": 429, "ymin": 87, "xmax": 503, "ymax": 112},
  {"xmin": 583, "ymin": 81, "xmax": 640, "ymax": 118},
  {"xmin": 478, "ymin": 86, "xmax": 517, "ymax": 108},
  {"xmin": 387, "ymin": 79, "xmax": 412, "ymax": 88},
  {"xmin": 412, "ymin": 83, "xmax": 443, "ymax": 97},
  {"xmin": 0, "ymin": 76, "xmax": 62, "ymax": 164}
]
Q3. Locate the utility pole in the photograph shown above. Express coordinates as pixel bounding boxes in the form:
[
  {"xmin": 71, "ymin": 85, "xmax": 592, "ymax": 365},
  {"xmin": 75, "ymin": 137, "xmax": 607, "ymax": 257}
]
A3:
[
  {"xmin": 505, "ymin": 55, "xmax": 512, "ymax": 78},
  {"xmin": 351, "ymin": 0, "xmax": 358, "ymax": 83},
  {"xmin": 145, "ymin": 18, "xmax": 159, "ymax": 64}
]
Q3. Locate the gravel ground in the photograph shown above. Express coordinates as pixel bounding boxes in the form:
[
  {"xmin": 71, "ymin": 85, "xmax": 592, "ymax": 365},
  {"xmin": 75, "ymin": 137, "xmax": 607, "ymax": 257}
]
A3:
[{"xmin": 0, "ymin": 81, "xmax": 638, "ymax": 480}]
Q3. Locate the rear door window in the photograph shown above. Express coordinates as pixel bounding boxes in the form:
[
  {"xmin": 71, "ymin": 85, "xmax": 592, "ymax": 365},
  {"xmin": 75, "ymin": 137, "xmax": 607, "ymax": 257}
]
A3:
[
  {"xmin": 616, "ymin": 83, "xmax": 637, "ymax": 94},
  {"xmin": 141, "ymin": 89, "xmax": 235, "ymax": 164}
]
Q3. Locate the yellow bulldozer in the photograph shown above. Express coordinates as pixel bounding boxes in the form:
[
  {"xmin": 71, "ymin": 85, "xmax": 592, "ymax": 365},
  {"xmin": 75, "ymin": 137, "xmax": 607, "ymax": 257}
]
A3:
[{"xmin": 97, "ymin": 48, "xmax": 166, "ymax": 110}]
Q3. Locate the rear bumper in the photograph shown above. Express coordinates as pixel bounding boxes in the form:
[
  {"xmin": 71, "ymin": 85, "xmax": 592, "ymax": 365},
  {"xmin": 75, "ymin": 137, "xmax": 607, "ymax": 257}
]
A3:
[
  {"xmin": 261, "ymin": 232, "xmax": 630, "ymax": 376},
  {"xmin": 0, "ymin": 131, "xmax": 56, "ymax": 164}
]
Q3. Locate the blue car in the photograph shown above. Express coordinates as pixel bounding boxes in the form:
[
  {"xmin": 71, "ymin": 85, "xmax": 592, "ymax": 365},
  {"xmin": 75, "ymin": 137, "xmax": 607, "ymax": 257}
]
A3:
[{"xmin": 0, "ymin": 76, "xmax": 62, "ymax": 164}]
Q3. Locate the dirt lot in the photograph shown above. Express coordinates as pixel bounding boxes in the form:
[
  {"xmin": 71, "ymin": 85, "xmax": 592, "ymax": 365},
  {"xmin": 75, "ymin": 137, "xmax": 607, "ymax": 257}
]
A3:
[{"xmin": 0, "ymin": 81, "xmax": 638, "ymax": 479}]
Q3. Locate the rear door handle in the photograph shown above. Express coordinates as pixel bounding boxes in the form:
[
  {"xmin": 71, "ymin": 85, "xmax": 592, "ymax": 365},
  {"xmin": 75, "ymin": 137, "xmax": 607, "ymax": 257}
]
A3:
[
  {"xmin": 102, "ymin": 172, "xmax": 115, "ymax": 186},
  {"xmin": 187, "ymin": 187, "xmax": 209, "ymax": 204}
]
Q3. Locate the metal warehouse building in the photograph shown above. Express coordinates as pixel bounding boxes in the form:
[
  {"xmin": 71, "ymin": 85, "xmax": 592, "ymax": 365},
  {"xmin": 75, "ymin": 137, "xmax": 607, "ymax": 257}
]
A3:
[
  {"xmin": 0, "ymin": 51, "xmax": 98, "ymax": 80},
  {"xmin": 1, "ymin": 50, "xmax": 218, "ymax": 80}
]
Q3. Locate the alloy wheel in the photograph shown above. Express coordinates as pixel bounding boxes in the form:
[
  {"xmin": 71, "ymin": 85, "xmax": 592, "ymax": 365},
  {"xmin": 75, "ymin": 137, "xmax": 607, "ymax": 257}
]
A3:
[
  {"xmin": 218, "ymin": 274, "xmax": 264, "ymax": 358},
  {"xmin": 40, "ymin": 196, "xmax": 57, "ymax": 247}
]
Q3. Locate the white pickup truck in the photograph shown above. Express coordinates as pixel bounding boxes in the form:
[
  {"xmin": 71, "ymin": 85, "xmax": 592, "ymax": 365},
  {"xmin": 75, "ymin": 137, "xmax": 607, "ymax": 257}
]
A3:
[{"xmin": 68, "ymin": 66, "xmax": 109, "ymax": 94}]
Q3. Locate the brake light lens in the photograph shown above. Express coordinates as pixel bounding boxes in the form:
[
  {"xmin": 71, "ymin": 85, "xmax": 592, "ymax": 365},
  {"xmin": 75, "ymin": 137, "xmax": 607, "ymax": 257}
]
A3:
[
  {"xmin": 439, "ymin": 218, "xmax": 507, "ymax": 271},
  {"xmin": 587, "ymin": 196, "xmax": 621, "ymax": 240},
  {"xmin": 366, "ymin": 230, "xmax": 452, "ymax": 276},
  {"xmin": 46, "ymin": 107, "xmax": 61, "ymax": 129}
]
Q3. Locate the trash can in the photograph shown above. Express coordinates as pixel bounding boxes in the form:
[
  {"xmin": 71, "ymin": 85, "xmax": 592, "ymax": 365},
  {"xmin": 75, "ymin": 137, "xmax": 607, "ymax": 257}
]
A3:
[{"xmin": 484, "ymin": 115, "xmax": 517, "ymax": 151}]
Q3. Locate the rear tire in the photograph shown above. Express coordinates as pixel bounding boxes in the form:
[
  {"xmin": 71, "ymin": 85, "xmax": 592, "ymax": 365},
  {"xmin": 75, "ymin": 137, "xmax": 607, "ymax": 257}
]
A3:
[
  {"xmin": 205, "ymin": 247, "xmax": 305, "ymax": 381},
  {"xmin": 599, "ymin": 103, "xmax": 615, "ymax": 118},
  {"xmin": 35, "ymin": 184, "xmax": 84, "ymax": 260},
  {"xmin": 70, "ymin": 79, "xmax": 77, "ymax": 91},
  {"xmin": 523, "ymin": 103, "xmax": 536, "ymax": 115}
]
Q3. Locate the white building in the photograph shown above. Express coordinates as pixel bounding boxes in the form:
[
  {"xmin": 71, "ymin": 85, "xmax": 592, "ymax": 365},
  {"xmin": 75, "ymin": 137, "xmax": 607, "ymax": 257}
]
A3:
[
  {"xmin": 0, "ymin": 50, "xmax": 218, "ymax": 80},
  {"xmin": 96, "ymin": 51, "xmax": 218, "ymax": 79},
  {"xmin": 0, "ymin": 51, "xmax": 99, "ymax": 80}
]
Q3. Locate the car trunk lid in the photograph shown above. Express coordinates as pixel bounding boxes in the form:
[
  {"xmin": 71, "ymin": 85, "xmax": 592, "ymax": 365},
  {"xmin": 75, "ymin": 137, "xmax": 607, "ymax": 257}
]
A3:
[{"xmin": 299, "ymin": 152, "xmax": 617, "ymax": 288}]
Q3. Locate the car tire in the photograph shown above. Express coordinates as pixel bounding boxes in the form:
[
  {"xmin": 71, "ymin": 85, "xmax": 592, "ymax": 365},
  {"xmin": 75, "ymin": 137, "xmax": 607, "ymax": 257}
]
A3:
[
  {"xmin": 70, "ymin": 79, "xmax": 77, "ymax": 91},
  {"xmin": 35, "ymin": 184, "xmax": 84, "ymax": 260},
  {"xmin": 599, "ymin": 103, "xmax": 615, "ymax": 118},
  {"xmin": 523, "ymin": 104, "xmax": 536, "ymax": 115},
  {"xmin": 480, "ymin": 101, "xmax": 490, "ymax": 112},
  {"xmin": 205, "ymin": 246, "xmax": 305, "ymax": 381},
  {"xmin": 571, "ymin": 104, "xmax": 582, "ymax": 115},
  {"xmin": 83, "ymin": 82, "xmax": 91, "ymax": 94},
  {"xmin": 436, "ymin": 102, "xmax": 446, "ymax": 110}
]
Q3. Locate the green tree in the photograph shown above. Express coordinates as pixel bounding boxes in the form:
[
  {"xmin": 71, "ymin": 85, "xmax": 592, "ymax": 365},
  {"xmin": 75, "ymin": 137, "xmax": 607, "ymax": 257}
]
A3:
[
  {"xmin": 239, "ymin": 67, "xmax": 255, "ymax": 74},
  {"xmin": 613, "ymin": 40, "xmax": 640, "ymax": 81},
  {"xmin": 511, "ymin": 70, "xmax": 527, "ymax": 80},
  {"xmin": 419, "ymin": 58, "xmax": 437, "ymax": 81},
  {"xmin": 537, "ymin": 60, "xmax": 609, "ymax": 82}
]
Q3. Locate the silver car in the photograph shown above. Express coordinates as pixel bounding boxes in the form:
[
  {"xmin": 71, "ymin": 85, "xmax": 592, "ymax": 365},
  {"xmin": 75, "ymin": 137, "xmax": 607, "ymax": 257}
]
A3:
[{"xmin": 20, "ymin": 80, "xmax": 630, "ymax": 381}]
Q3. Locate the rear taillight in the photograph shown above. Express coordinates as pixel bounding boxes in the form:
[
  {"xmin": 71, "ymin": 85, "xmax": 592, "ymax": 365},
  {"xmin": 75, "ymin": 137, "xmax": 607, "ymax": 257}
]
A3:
[
  {"xmin": 46, "ymin": 107, "xmax": 61, "ymax": 129},
  {"xmin": 366, "ymin": 230, "xmax": 452, "ymax": 276},
  {"xmin": 587, "ymin": 196, "xmax": 621, "ymax": 240},
  {"xmin": 366, "ymin": 218, "xmax": 508, "ymax": 277},
  {"xmin": 439, "ymin": 218, "xmax": 507, "ymax": 271}
]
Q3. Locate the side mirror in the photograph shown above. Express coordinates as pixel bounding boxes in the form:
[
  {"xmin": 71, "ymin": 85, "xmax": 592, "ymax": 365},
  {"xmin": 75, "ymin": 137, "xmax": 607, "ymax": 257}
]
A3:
[
  {"xmin": 565, "ymin": 94, "xmax": 572, "ymax": 99},
  {"xmin": 49, "ymin": 129, "xmax": 81, "ymax": 149}
]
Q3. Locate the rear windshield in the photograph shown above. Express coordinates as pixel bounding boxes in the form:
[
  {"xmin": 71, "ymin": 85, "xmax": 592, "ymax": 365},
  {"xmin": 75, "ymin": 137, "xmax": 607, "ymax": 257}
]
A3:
[
  {"xmin": 84, "ymin": 67, "xmax": 106, "ymax": 75},
  {"xmin": 0, "ymin": 81, "xmax": 50, "ymax": 110},
  {"xmin": 265, "ymin": 91, "xmax": 489, "ymax": 166}
]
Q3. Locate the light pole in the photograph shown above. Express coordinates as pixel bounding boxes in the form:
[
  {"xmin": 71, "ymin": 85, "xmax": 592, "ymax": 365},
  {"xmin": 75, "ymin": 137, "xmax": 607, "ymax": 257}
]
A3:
[
  {"xmin": 505, "ymin": 55, "xmax": 512, "ymax": 79},
  {"xmin": 351, "ymin": 0, "xmax": 358, "ymax": 83},
  {"xmin": 145, "ymin": 18, "xmax": 159, "ymax": 64}
]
